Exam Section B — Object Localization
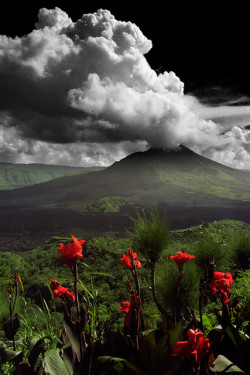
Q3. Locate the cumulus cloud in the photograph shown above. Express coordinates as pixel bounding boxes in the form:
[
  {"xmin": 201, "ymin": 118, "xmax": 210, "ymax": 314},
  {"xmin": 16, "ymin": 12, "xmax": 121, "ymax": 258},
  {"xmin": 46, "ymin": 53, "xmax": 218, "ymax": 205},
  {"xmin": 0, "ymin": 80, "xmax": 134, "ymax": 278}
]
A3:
[{"xmin": 1, "ymin": 7, "xmax": 250, "ymax": 168}]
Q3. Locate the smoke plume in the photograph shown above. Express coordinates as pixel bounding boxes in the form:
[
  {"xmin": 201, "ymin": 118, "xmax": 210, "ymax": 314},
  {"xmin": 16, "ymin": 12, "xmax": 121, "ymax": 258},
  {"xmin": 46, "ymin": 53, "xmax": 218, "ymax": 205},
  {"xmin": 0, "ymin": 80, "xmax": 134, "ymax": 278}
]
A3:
[{"xmin": 0, "ymin": 7, "xmax": 250, "ymax": 168}]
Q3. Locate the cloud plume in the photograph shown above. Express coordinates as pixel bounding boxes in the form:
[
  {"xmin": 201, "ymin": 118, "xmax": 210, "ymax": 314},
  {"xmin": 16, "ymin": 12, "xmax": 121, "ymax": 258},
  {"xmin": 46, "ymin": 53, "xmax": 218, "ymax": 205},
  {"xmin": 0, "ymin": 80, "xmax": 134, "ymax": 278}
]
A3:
[{"xmin": 1, "ymin": 7, "xmax": 250, "ymax": 168}]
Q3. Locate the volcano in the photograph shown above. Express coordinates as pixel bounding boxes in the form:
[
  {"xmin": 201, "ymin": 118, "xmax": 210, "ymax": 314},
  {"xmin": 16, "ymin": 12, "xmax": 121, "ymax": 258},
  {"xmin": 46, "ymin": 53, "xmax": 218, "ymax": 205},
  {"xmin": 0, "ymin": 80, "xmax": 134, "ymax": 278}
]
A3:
[{"xmin": 1, "ymin": 145, "xmax": 250, "ymax": 251}]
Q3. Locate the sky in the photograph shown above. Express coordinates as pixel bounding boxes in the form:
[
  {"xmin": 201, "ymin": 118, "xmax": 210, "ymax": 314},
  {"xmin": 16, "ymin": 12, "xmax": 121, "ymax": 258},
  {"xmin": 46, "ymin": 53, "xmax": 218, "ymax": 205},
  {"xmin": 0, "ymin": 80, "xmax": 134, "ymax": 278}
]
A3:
[{"xmin": 1, "ymin": 1, "xmax": 250, "ymax": 168}]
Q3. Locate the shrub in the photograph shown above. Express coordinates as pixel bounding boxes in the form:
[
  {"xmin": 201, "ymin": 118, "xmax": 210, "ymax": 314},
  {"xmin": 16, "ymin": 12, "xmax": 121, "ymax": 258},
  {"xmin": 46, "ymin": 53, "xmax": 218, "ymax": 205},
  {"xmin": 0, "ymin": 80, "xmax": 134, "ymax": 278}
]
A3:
[
  {"xmin": 231, "ymin": 269, "xmax": 250, "ymax": 328},
  {"xmin": 130, "ymin": 208, "xmax": 171, "ymax": 264},
  {"xmin": 194, "ymin": 233, "xmax": 228, "ymax": 275},
  {"xmin": 157, "ymin": 256, "xmax": 199, "ymax": 321},
  {"xmin": 228, "ymin": 231, "xmax": 250, "ymax": 271}
]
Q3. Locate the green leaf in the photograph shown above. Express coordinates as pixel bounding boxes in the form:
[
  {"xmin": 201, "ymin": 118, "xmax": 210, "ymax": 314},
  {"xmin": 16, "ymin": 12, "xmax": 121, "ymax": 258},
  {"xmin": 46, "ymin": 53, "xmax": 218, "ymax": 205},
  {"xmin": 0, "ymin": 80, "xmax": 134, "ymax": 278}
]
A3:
[
  {"xmin": 210, "ymin": 354, "xmax": 246, "ymax": 374},
  {"xmin": 97, "ymin": 356, "xmax": 140, "ymax": 375},
  {"xmin": 149, "ymin": 333, "xmax": 170, "ymax": 374},
  {"xmin": 0, "ymin": 342, "xmax": 23, "ymax": 365},
  {"xmin": 225, "ymin": 326, "xmax": 237, "ymax": 347},
  {"xmin": 28, "ymin": 337, "xmax": 45, "ymax": 368},
  {"xmin": 63, "ymin": 320, "xmax": 81, "ymax": 361},
  {"xmin": 3, "ymin": 313, "xmax": 20, "ymax": 340},
  {"xmin": 62, "ymin": 346, "xmax": 74, "ymax": 375},
  {"xmin": 168, "ymin": 320, "xmax": 183, "ymax": 348},
  {"xmin": 43, "ymin": 348, "xmax": 73, "ymax": 375}
]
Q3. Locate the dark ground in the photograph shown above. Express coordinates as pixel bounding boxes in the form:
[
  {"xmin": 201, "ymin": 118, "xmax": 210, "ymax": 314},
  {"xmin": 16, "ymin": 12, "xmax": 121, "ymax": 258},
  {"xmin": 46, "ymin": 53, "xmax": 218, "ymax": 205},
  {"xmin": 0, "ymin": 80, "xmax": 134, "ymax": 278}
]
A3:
[{"xmin": 1, "ymin": 203, "xmax": 250, "ymax": 252}]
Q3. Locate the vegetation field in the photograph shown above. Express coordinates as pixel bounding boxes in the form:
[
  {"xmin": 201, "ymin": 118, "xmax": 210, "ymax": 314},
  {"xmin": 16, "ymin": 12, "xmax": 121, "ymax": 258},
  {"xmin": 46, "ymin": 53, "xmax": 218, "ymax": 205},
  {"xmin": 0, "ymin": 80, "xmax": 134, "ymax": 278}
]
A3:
[
  {"xmin": 0, "ymin": 215, "xmax": 249, "ymax": 374},
  {"xmin": 0, "ymin": 163, "xmax": 99, "ymax": 190}
]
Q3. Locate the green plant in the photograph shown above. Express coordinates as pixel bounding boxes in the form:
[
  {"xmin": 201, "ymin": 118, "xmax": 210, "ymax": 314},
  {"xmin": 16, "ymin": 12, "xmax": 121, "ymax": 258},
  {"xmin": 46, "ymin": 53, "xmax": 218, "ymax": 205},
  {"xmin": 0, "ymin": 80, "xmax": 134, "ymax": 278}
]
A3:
[
  {"xmin": 130, "ymin": 208, "xmax": 171, "ymax": 315},
  {"xmin": 194, "ymin": 233, "xmax": 227, "ymax": 275},
  {"xmin": 158, "ymin": 260, "xmax": 199, "ymax": 322},
  {"xmin": 228, "ymin": 231, "xmax": 250, "ymax": 271},
  {"xmin": 231, "ymin": 269, "xmax": 250, "ymax": 332}
]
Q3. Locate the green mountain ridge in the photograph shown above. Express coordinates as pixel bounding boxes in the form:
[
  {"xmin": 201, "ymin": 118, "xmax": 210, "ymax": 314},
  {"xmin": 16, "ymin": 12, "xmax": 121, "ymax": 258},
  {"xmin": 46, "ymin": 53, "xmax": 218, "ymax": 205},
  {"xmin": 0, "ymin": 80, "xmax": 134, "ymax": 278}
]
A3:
[
  {"xmin": 2, "ymin": 145, "xmax": 250, "ymax": 207},
  {"xmin": 1, "ymin": 146, "xmax": 250, "ymax": 251},
  {"xmin": 0, "ymin": 163, "xmax": 104, "ymax": 190}
]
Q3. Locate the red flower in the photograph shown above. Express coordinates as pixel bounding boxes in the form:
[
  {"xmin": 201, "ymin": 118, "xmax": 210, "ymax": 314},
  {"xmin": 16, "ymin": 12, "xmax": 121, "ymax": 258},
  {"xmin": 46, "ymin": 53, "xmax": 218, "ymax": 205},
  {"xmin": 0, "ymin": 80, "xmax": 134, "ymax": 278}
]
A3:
[
  {"xmin": 170, "ymin": 251, "xmax": 196, "ymax": 270},
  {"xmin": 50, "ymin": 279, "xmax": 60, "ymax": 287},
  {"xmin": 119, "ymin": 249, "xmax": 141, "ymax": 270},
  {"xmin": 119, "ymin": 301, "xmax": 132, "ymax": 327},
  {"xmin": 58, "ymin": 235, "xmax": 85, "ymax": 267},
  {"xmin": 50, "ymin": 280, "xmax": 75, "ymax": 303},
  {"xmin": 209, "ymin": 271, "xmax": 233, "ymax": 304},
  {"xmin": 172, "ymin": 329, "xmax": 210, "ymax": 363}
]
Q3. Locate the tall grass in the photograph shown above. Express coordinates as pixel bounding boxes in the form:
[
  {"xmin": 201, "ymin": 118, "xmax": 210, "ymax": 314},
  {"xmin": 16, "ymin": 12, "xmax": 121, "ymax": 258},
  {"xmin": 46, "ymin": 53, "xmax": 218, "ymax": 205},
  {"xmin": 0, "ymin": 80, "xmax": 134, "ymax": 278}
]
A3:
[
  {"xmin": 157, "ymin": 254, "xmax": 199, "ymax": 321},
  {"xmin": 228, "ymin": 230, "xmax": 250, "ymax": 271},
  {"xmin": 194, "ymin": 233, "xmax": 228, "ymax": 275},
  {"xmin": 130, "ymin": 208, "xmax": 171, "ymax": 264}
]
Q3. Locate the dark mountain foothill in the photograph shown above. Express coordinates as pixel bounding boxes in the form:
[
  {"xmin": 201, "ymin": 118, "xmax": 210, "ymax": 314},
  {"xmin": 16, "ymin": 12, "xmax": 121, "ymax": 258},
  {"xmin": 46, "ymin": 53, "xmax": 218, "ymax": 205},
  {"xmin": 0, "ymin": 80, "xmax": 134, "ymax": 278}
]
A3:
[{"xmin": 1, "ymin": 145, "xmax": 250, "ymax": 252}]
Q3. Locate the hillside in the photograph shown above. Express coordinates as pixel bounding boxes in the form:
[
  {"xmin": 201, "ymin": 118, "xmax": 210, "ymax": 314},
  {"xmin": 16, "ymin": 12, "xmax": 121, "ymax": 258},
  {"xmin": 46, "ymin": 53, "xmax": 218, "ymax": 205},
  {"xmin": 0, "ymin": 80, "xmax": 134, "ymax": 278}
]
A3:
[
  {"xmin": 1, "ymin": 145, "xmax": 250, "ymax": 207},
  {"xmin": 1, "ymin": 146, "xmax": 250, "ymax": 251},
  {"xmin": 0, "ymin": 163, "xmax": 104, "ymax": 190}
]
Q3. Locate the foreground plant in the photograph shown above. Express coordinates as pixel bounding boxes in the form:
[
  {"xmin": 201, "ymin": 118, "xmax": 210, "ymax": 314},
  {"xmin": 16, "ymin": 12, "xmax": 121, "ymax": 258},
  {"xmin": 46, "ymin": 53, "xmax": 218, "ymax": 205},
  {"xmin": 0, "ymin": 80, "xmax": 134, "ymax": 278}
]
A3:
[
  {"xmin": 209, "ymin": 271, "xmax": 233, "ymax": 305},
  {"xmin": 119, "ymin": 249, "xmax": 143, "ymax": 351},
  {"xmin": 57, "ymin": 235, "xmax": 87, "ymax": 362},
  {"xmin": 130, "ymin": 208, "xmax": 171, "ymax": 317},
  {"xmin": 172, "ymin": 328, "xmax": 211, "ymax": 374},
  {"xmin": 1, "ymin": 226, "xmax": 250, "ymax": 375},
  {"xmin": 4, "ymin": 269, "xmax": 20, "ymax": 351},
  {"xmin": 170, "ymin": 251, "xmax": 196, "ymax": 325}
]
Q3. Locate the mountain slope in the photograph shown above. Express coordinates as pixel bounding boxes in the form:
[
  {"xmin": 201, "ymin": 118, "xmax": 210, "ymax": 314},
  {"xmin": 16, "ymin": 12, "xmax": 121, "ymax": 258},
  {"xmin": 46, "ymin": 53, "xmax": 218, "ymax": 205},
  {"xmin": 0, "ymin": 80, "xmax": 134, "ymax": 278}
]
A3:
[
  {"xmin": 0, "ymin": 163, "xmax": 104, "ymax": 190},
  {"xmin": 1, "ymin": 145, "xmax": 250, "ymax": 208},
  {"xmin": 2, "ymin": 145, "xmax": 250, "ymax": 251}
]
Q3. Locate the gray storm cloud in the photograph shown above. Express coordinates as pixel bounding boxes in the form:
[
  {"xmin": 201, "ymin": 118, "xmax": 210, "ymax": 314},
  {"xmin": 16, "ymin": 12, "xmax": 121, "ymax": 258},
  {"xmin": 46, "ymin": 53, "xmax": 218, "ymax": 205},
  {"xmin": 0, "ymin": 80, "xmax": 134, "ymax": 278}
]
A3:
[{"xmin": 1, "ymin": 7, "xmax": 250, "ymax": 168}]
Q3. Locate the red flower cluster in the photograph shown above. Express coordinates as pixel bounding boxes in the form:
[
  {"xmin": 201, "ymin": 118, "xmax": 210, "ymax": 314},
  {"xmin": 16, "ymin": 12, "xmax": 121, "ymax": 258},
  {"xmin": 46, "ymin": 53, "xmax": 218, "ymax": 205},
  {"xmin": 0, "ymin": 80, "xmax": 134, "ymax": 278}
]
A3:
[
  {"xmin": 172, "ymin": 329, "xmax": 210, "ymax": 363},
  {"xmin": 119, "ymin": 301, "xmax": 132, "ymax": 327},
  {"xmin": 170, "ymin": 251, "xmax": 196, "ymax": 270},
  {"xmin": 50, "ymin": 279, "xmax": 75, "ymax": 303},
  {"xmin": 209, "ymin": 271, "xmax": 233, "ymax": 304},
  {"xmin": 58, "ymin": 235, "xmax": 85, "ymax": 267},
  {"xmin": 119, "ymin": 249, "xmax": 141, "ymax": 270}
]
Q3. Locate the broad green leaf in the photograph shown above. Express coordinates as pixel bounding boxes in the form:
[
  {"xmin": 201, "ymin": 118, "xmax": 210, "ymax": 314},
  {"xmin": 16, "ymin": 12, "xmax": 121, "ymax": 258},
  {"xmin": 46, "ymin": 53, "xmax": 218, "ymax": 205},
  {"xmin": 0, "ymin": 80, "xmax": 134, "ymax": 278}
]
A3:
[
  {"xmin": 28, "ymin": 337, "xmax": 45, "ymax": 368},
  {"xmin": 63, "ymin": 320, "xmax": 80, "ymax": 361},
  {"xmin": 140, "ymin": 329, "xmax": 158, "ymax": 348},
  {"xmin": 225, "ymin": 326, "xmax": 237, "ymax": 347},
  {"xmin": 63, "ymin": 346, "xmax": 74, "ymax": 375},
  {"xmin": 210, "ymin": 354, "xmax": 246, "ymax": 374},
  {"xmin": 0, "ymin": 342, "xmax": 23, "ymax": 365},
  {"xmin": 168, "ymin": 320, "xmax": 183, "ymax": 348},
  {"xmin": 3, "ymin": 314, "xmax": 20, "ymax": 340},
  {"xmin": 149, "ymin": 333, "xmax": 170, "ymax": 374},
  {"xmin": 97, "ymin": 356, "xmax": 140, "ymax": 375},
  {"xmin": 43, "ymin": 348, "xmax": 73, "ymax": 375}
]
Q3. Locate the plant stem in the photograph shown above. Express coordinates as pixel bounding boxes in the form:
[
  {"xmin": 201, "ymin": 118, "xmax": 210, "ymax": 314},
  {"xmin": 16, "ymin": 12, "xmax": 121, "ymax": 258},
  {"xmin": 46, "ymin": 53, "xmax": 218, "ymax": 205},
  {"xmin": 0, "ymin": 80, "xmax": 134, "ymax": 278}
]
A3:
[
  {"xmin": 199, "ymin": 296, "xmax": 203, "ymax": 331},
  {"xmin": 73, "ymin": 261, "xmax": 84, "ymax": 360},
  {"xmin": 150, "ymin": 263, "xmax": 166, "ymax": 316},
  {"xmin": 174, "ymin": 276, "xmax": 181, "ymax": 326}
]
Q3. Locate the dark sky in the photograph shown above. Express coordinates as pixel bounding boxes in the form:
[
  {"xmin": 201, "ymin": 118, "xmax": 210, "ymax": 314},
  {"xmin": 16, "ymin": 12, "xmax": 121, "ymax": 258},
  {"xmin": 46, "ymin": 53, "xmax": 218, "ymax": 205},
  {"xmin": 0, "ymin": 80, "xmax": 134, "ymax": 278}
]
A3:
[{"xmin": 0, "ymin": 1, "xmax": 248, "ymax": 96}]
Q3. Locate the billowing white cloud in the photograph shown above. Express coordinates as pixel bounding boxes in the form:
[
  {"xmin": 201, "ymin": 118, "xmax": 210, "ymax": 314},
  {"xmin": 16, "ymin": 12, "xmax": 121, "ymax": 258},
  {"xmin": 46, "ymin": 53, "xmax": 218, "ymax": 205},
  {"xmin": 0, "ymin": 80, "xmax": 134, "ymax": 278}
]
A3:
[{"xmin": 0, "ymin": 7, "xmax": 250, "ymax": 169}]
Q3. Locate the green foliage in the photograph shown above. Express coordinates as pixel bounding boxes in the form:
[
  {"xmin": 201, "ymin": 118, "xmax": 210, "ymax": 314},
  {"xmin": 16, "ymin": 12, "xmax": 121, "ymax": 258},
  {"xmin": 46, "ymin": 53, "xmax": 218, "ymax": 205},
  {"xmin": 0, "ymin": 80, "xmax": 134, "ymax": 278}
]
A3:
[
  {"xmin": 210, "ymin": 354, "xmax": 246, "ymax": 374},
  {"xmin": 86, "ymin": 196, "xmax": 131, "ymax": 213},
  {"xmin": 157, "ymin": 257, "xmax": 199, "ymax": 320},
  {"xmin": 231, "ymin": 269, "xmax": 250, "ymax": 326},
  {"xmin": 1, "ymin": 219, "xmax": 250, "ymax": 374},
  {"xmin": 130, "ymin": 208, "xmax": 171, "ymax": 264},
  {"xmin": 194, "ymin": 233, "xmax": 228, "ymax": 274},
  {"xmin": 228, "ymin": 231, "xmax": 250, "ymax": 271},
  {"xmin": 0, "ymin": 292, "xmax": 26, "ymax": 327},
  {"xmin": 0, "ymin": 163, "xmax": 87, "ymax": 190}
]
